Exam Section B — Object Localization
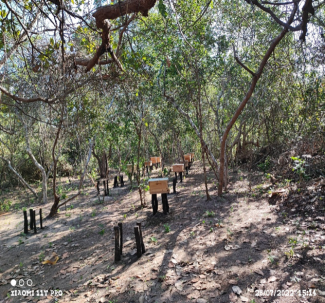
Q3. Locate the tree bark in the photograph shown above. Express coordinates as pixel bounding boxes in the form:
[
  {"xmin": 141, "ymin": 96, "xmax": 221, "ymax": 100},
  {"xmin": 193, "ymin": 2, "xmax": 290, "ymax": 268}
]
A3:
[
  {"xmin": 49, "ymin": 138, "xmax": 94, "ymax": 217},
  {"xmin": 218, "ymin": 5, "xmax": 297, "ymax": 195},
  {"xmin": 0, "ymin": 157, "xmax": 38, "ymax": 198},
  {"xmin": 92, "ymin": 0, "xmax": 157, "ymax": 27},
  {"xmin": 24, "ymin": 125, "xmax": 48, "ymax": 204}
]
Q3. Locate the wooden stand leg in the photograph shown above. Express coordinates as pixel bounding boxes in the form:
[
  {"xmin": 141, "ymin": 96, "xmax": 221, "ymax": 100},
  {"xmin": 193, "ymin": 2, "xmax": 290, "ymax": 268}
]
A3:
[
  {"xmin": 173, "ymin": 178, "xmax": 177, "ymax": 194},
  {"xmin": 151, "ymin": 194, "xmax": 158, "ymax": 215},
  {"xmin": 180, "ymin": 172, "xmax": 183, "ymax": 183},
  {"xmin": 29, "ymin": 209, "xmax": 34, "ymax": 230},
  {"xmin": 186, "ymin": 167, "xmax": 189, "ymax": 175},
  {"xmin": 39, "ymin": 209, "xmax": 43, "ymax": 229},
  {"xmin": 33, "ymin": 210, "xmax": 37, "ymax": 234},
  {"xmin": 162, "ymin": 193, "xmax": 168, "ymax": 215},
  {"xmin": 114, "ymin": 226, "xmax": 121, "ymax": 262},
  {"xmin": 175, "ymin": 172, "xmax": 178, "ymax": 182},
  {"xmin": 134, "ymin": 226, "xmax": 142, "ymax": 258},
  {"xmin": 120, "ymin": 176, "xmax": 124, "ymax": 187},
  {"xmin": 23, "ymin": 211, "xmax": 28, "ymax": 234},
  {"xmin": 118, "ymin": 223, "xmax": 123, "ymax": 255},
  {"xmin": 136, "ymin": 222, "xmax": 145, "ymax": 254},
  {"xmin": 114, "ymin": 176, "xmax": 118, "ymax": 188}
]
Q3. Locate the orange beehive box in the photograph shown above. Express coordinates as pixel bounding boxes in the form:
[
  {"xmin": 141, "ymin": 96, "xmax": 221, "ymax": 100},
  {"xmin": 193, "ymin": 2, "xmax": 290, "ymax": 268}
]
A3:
[
  {"xmin": 157, "ymin": 157, "xmax": 161, "ymax": 163},
  {"xmin": 184, "ymin": 161, "xmax": 189, "ymax": 168},
  {"xmin": 184, "ymin": 154, "xmax": 191, "ymax": 162},
  {"xmin": 148, "ymin": 178, "xmax": 169, "ymax": 194},
  {"xmin": 127, "ymin": 164, "xmax": 137, "ymax": 173},
  {"xmin": 144, "ymin": 161, "xmax": 152, "ymax": 167},
  {"xmin": 190, "ymin": 152, "xmax": 194, "ymax": 159},
  {"xmin": 173, "ymin": 164, "xmax": 184, "ymax": 172},
  {"xmin": 151, "ymin": 157, "xmax": 158, "ymax": 164}
]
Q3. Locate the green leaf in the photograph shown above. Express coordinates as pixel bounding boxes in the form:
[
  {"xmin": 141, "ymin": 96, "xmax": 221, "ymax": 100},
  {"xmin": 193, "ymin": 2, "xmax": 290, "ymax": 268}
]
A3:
[{"xmin": 158, "ymin": 0, "xmax": 167, "ymax": 18}]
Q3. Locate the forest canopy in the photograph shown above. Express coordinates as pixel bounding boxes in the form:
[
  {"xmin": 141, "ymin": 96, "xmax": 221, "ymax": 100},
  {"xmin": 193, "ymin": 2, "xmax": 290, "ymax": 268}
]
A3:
[{"xmin": 0, "ymin": 0, "xmax": 325, "ymax": 215}]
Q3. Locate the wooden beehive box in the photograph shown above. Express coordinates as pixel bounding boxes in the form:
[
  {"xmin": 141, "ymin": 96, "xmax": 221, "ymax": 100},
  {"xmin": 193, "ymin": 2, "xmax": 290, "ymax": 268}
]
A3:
[
  {"xmin": 127, "ymin": 164, "xmax": 137, "ymax": 173},
  {"xmin": 173, "ymin": 164, "xmax": 184, "ymax": 172},
  {"xmin": 151, "ymin": 157, "xmax": 158, "ymax": 164},
  {"xmin": 184, "ymin": 161, "xmax": 189, "ymax": 168},
  {"xmin": 144, "ymin": 161, "xmax": 152, "ymax": 167},
  {"xmin": 148, "ymin": 178, "xmax": 169, "ymax": 194},
  {"xmin": 190, "ymin": 152, "xmax": 194, "ymax": 159},
  {"xmin": 157, "ymin": 157, "xmax": 161, "ymax": 163},
  {"xmin": 184, "ymin": 154, "xmax": 191, "ymax": 162}
]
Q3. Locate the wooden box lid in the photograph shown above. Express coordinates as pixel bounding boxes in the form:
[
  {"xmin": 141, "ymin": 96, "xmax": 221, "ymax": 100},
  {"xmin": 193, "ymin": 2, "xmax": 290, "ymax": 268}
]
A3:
[{"xmin": 148, "ymin": 178, "xmax": 169, "ymax": 194}]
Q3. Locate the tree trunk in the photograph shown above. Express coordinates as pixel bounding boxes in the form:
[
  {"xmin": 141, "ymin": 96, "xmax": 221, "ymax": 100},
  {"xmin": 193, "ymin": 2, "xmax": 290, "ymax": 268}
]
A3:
[
  {"xmin": 218, "ymin": 17, "xmax": 294, "ymax": 195},
  {"xmin": 49, "ymin": 138, "xmax": 94, "ymax": 217},
  {"xmin": 0, "ymin": 157, "xmax": 38, "ymax": 198}
]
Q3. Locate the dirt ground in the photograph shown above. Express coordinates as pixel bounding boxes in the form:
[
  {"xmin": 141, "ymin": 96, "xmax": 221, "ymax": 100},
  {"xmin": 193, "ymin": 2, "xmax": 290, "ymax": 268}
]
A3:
[{"xmin": 0, "ymin": 161, "xmax": 324, "ymax": 303}]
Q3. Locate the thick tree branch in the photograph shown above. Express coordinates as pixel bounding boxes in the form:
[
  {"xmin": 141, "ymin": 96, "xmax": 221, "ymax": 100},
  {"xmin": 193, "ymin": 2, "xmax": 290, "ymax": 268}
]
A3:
[
  {"xmin": 92, "ymin": 0, "xmax": 157, "ymax": 28},
  {"xmin": 0, "ymin": 156, "xmax": 38, "ymax": 198},
  {"xmin": 233, "ymin": 44, "xmax": 256, "ymax": 76},
  {"xmin": 218, "ymin": 3, "xmax": 298, "ymax": 195}
]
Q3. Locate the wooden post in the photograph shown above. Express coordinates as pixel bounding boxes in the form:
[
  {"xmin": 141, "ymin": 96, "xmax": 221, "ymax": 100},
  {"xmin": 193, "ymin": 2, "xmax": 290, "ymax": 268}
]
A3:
[
  {"xmin": 134, "ymin": 226, "xmax": 142, "ymax": 258},
  {"xmin": 186, "ymin": 166, "xmax": 189, "ymax": 175},
  {"xmin": 175, "ymin": 172, "xmax": 178, "ymax": 182},
  {"xmin": 33, "ymin": 210, "xmax": 37, "ymax": 234},
  {"xmin": 173, "ymin": 177, "xmax": 177, "ymax": 194},
  {"xmin": 29, "ymin": 209, "xmax": 34, "ymax": 230},
  {"xmin": 162, "ymin": 193, "xmax": 169, "ymax": 215},
  {"xmin": 114, "ymin": 176, "xmax": 118, "ymax": 188},
  {"xmin": 118, "ymin": 223, "xmax": 123, "ymax": 255},
  {"xmin": 180, "ymin": 172, "xmax": 183, "ymax": 183},
  {"xmin": 23, "ymin": 210, "xmax": 28, "ymax": 234},
  {"xmin": 136, "ymin": 222, "xmax": 145, "ymax": 254},
  {"xmin": 106, "ymin": 179, "xmax": 109, "ymax": 195},
  {"xmin": 114, "ymin": 226, "xmax": 121, "ymax": 262},
  {"xmin": 120, "ymin": 175, "xmax": 124, "ymax": 187},
  {"xmin": 39, "ymin": 209, "xmax": 43, "ymax": 229},
  {"xmin": 151, "ymin": 194, "xmax": 158, "ymax": 215}
]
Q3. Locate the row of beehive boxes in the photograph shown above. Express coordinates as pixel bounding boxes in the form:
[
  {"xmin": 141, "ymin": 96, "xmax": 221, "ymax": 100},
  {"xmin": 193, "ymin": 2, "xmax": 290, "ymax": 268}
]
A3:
[
  {"xmin": 127, "ymin": 157, "xmax": 162, "ymax": 173},
  {"xmin": 184, "ymin": 152, "xmax": 194, "ymax": 162}
]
